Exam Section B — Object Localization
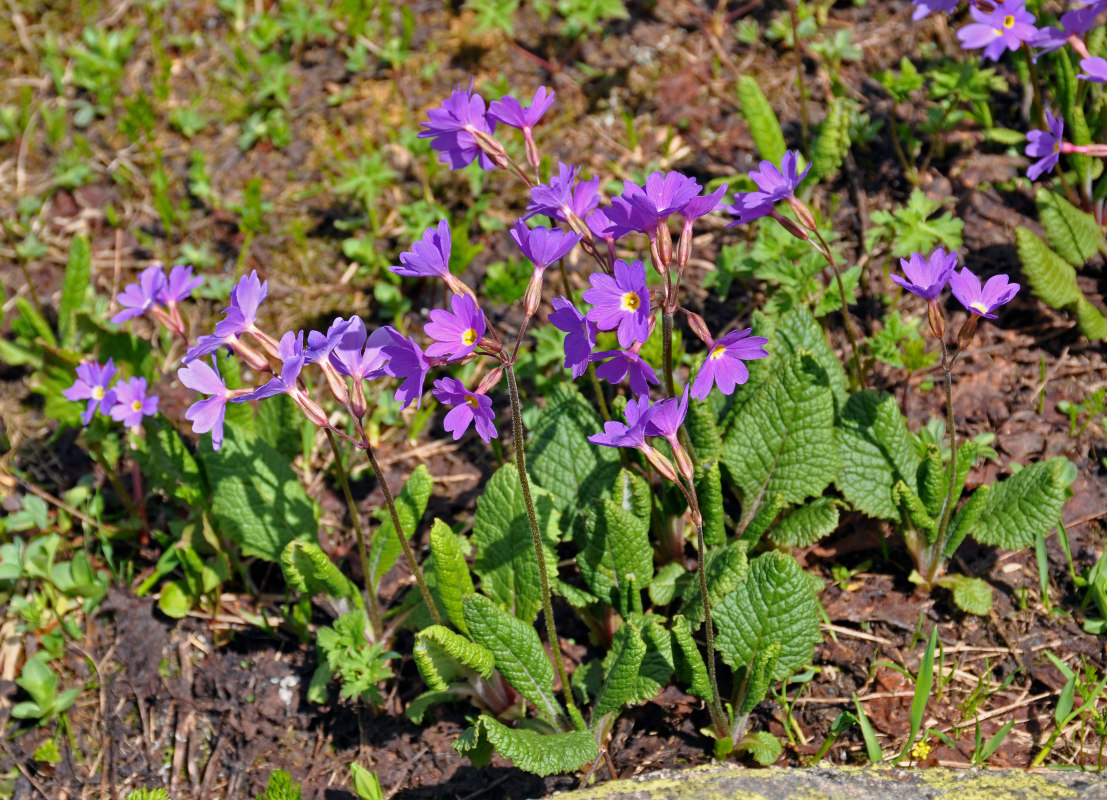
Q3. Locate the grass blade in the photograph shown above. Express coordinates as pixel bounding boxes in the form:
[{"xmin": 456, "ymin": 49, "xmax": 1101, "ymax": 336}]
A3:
[{"xmin": 852, "ymin": 694, "xmax": 883, "ymax": 763}]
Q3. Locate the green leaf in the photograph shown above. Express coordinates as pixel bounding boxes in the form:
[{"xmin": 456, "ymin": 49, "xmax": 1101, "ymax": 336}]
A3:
[
  {"xmin": 939, "ymin": 574, "xmax": 994, "ymax": 615},
  {"xmin": 462, "ymin": 594, "xmax": 564, "ymax": 726},
  {"xmin": 1074, "ymin": 297, "xmax": 1107, "ymax": 341},
  {"xmin": 687, "ymin": 396, "xmax": 723, "ymax": 460},
  {"xmin": 767, "ymin": 497, "xmax": 839, "ymax": 547},
  {"xmin": 679, "ymin": 541, "xmax": 749, "ymax": 628},
  {"xmin": 943, "ymin": 483, "xmax": 990, "ymax": 558},
  {"xmin": 968, "ymin": 458, "xmax": 1070, "ymax": 550},
  {"xmin": 648, "ymin": 561, "xmax": 691, "ymax": 606},
  {"xmin": 722, "ymin": 352, "xmax": 837, "ymax": 507},
  {"xmin": 621, "ymin": 614, "xmax": 675, "ymax": 705},
  {"xmin": 132, "ymin": 416, "xmax": 205, "ymax": 505},
  {"xmin": 157, "ymin": 580, "xmax": 193, "ymax": 618},
  {"xmin": 413, "ymin": 625, "xmax": 495, "ymax": 691},
  {"xmin": 529, "ymin": 382, "xmax": 621, "ymax": 537},
  {"xmin": 472, "ymin": 464, "xmax": 560, "ymax": 623},
  {"xmin": 199, "ymin": 425, "xmax": 318, "ymax": 561},
  {"xmin": 1036, "ymin": 188, "xmax": 1105, "ymax": 266},
  {"xmin": 773, "ymin": 307, "xmax": 848, "ymax": 412},
  {"xmin": 811, "ymin": 98, "xmax": 850, "ymax": 181},
  {"xmin": 453, "ymin": 715, "xmax": 598, "ymax": 777},
  {"xmin": 593, "ymin": 621, "xmax": 646, "ymax": 718},
  {"xmin": 695, "ymin": 459, "xmax": 726, "ymax": 547},
  {"xmin": 366, "ymin": 464, "xmax": 432, "ymax": 592},
  {"xmin": 737, "ymin": 75, "xmax": 786, "ymax": 164},
  {"xmin": 671, "ymin": 615, "xmax": 712, "ymax": 701},
  {"xmin": 406, "ymin": 689, "xmax": 459, "ymax": 723},
  {"xmin": 836, "ymin": 391, "xmax": 921, "ymax": 520},
  {"xmin": 737, "ymin": 640, "xmax": 780, "ymax": 715},
  {"xmin": 740, "ymin": 492, "xmax": 786, "ymax": 547},
  {"xmin": 734, "ymin": 731, "xmax": 782, "ymax": 766},
  {"xmin": 917, "ymin": 444, "xmax": 945, "ymax": 518},
  {"xmin": 894, "ymin": 481, "xmax": 937, "ymax": 541},
  {"xmin": 1016, "ymin": 227, "xmax": 1082, "ymax": 308},
  {"xmin": 428, "ymin": 519, "xmax": 474, "ymax": 634},
  {"xmin": 578, "ymin": 469, "xmax": 652, "ymax": 616},
  {"xmin": 59, "ymin": 235, "xmax": 90, "ymax": 345},
  {"xmin": 714, "ymin": 552, "xmax": 821, "ymax": 682},
  {"xmin": 281, "ymin": 540, "xmax": 360, "ymax": 605}
]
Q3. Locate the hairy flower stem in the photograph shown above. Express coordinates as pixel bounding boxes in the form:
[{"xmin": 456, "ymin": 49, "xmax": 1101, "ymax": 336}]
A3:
[
  {"xmin": 88, "ymin": 441, "xmax": 139, "ymax": 521},
  {"xmin": 358, "ymin": 428, "xmax": 444, "ymax": 628},
  {"xmin": 813, "ymin": 230, "xmax": 864, "ymax": 390},
  {"xmin": 662, "ymin": 311, "xmax": 677, "ymax": 399},
  {"xmin": 927, "ymin": 342, "xmax": 960, "ymax": 585},
  {"xmin": 325, "ymin": 428, "xmax": 383, "ymax": 637},
  {"xmin": 505, "ymin": 364, "xmax": 585, "ymax": 731}
]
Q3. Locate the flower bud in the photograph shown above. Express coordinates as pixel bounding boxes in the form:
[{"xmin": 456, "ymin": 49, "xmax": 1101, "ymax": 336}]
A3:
[
  {"xmin": 956, "ymin": 316, "xmax": 979, "ymax": 353},
  {"xmin": 294, "ymin": 389, "xmax": 330, "ymax": 429},
  {"xmin": 648, "ymin": 236, "xmax": 667, "ymax": 275},
  {"xmin": 642, "ymin": 444, "xmax": 679, "ymax": 483},
  {"xmin": 320, "ymin": 361, "xmax": 350, "ymax": 406},
  {"xmin": 770, "ymin": 209, "xmax": 810, "ymax": 241},
  {"xmin": 523, "ymin": 268, "xmax": 545, "ymax": 317},
  {"xmin": 787, "ymin": 196, "xmax": 818, "ymax": 231},
  {"xmin": 927, "ymin": 300, "xmax": 946, "ymax": 339},
  {"xmin": 686, "ymin": 312, "xmax": 712, "ymax": 346},
  {"xmin": 477, "ymin": 336, "xmax": 503, "ymax": 356},
  {"xmin": 657, "ymin": 223, "xmax": 673, "ymax": 269},
  {"xmin": 676, "ymin": 230, "xmax": 691, "ymax": 272},
  {"xmin": 477, "ymin": 367, "xmax": 504, "ymax": 395},
  {"xmin": 350, "ymin": 379, "xmax": 368, "ymax": 419},
  {"xmin": 672, "ymin": 442, "xmax": 696, "ymax": 484}
]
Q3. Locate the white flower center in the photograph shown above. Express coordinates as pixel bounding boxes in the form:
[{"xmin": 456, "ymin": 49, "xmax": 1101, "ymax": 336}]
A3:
[
  {"xmin": 620, "ymin": 292, "xmax": 640, "ymax": 312},
  {"xmin": 462, "ymin": 328, "xmax": 478, "ymax": 346},
  {"xmin": 92, "ymin": 386, "xmax": 105, "ymax": 400},
  {"xmin": 131, "ymin": 400, "xmax": 143, "ymax": 412},
  {"xmin": 970, "ymin": 302, "xmax": 989, "ymax": 315},
  {"xmin": 709, "ymin": 344, "xmax": 726, "ymax": 360}
]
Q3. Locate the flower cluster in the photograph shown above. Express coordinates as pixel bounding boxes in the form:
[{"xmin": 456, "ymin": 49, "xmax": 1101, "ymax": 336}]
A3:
[
  {"xmin": 112, "ymin": 263, "xmax": 202, "ymax": 336},
  {"xmin": 63, "ymin": 359, "xmax": 159, "ymax": 429}
]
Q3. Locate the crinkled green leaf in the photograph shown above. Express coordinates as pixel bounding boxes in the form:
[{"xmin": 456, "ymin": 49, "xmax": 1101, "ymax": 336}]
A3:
[
  {"xmin": 943, "ymin": 483, "xmax": 990, "ymax": 558},
  {"xmin": 593, "ymin": 621, "xmax": 646, "ymax": 718},
  {"xmin": 1016, "ymin": 227, "xmax": 1082, "ymax": 308},
  {"xmin": 836, "ymin": 390, "xmax": 921, "ymax": 520},
  {"xmin": 917, "ymin": 444, "xmax": 945, "ymax": 518},
  {"xmin": 812, "ymin": 98, "xmax": 850, "ymax": 181},
  {"xmin": 722, "ymin": 352, "xmax": 837, "ymax": 506},
  {"xmin": 734, "ymin": 731, "xmax": 783, "ymax": 766},
  {"xmin": 687, "ymin": 396, "xmax": 723, "ymax": 460},
  {"xmin": 1037, "ymin": 188, "xmax": 1105, "ymax": 266},
  {"xmin": 939, "ymin": 575, "xmax": 993, "ymax": 616},
  {"xmin": 773, "ymin": 307, "xmax": 849, "ymax": 413},
  {"xmin": 1074, "ymin": 296, "xmax": 1107, "ymax": 341},
  {"xmin": 366, "ymin": 464, "xmax": 432, "ymax": 592},
  {"xmin": 671, "ymin": 615, "xmax": 712, "ymax": 701},
  {"xmin": 649, "ymin": 562, "xmax": 691, "ymax": 606},
  {"xmin": 413, "ymin": 625, "xmax": 494, "ymax": 691},
  {"xmin": 281, "ymin": 540, "xmax": 360, "ymax": 605},
  {"xmin": 715, "ymin": 552, "xmax": 821, "ymax": 681},
  {"xmin": 738, "ymin": 640, "xmax": 780, "ymax": 715},
  {"xmin": 462, "ymin": 594, "xmax": 563, "ymax": 726},
  {"xmin": 529, "ymin": 382, "xmax": 621, "ymax": 537},
  {"xmin": 453, "ymin": 715, "xmax": 597, "ymax": 777},
  {"xmin": 579, "ymin": 470, "xmax": 652, "ymax": 616},
  {"xmin": 59, "ymin": 236, "xmax": 90, "ymax": 346},
  {"xmin": 695, "ymin": 459, "xmax": 726, "ymax": 547},
  {"xmin": 133, "ymin": 415, "xmax": 205, "ymax": 506},
  {"xmin": 554, "ymin": 579, "xmax": 599, "ymax": 610},
  {"xmin": 407, "ymin": 689, "xmax": 459, "ymax": 724},
  {"xmin": 622, "ymin": 614, "xmax": 675, "ymax": 705},
  {"xmin": 737, "ymin": 75, "xmax": 786, "ymax": 164},
  {"xmin": 767, "ymin": 497, "xmax": 840, "ymax": 547},
  {"xmin": 968, "ymin": 458, "xmax": 1070, "ymax": 550},
  {"xmin": 740, "ymin": 492, "xmax": 786, "ymax": 547},
  {"xmin": 428, "ymin": 518, "xmax": 474, "ymax": 634},
  {"xmin": 199, "ymin": 425, "xmax": 318, "ymax": 561},
  {"xmin": 894, "ymin": 481, "xmax": 937, "ymax": 541},
  {"xmin": 473, "ymin": 464, "xmax": 560, "ymax": 623},
  {"xmin": 680, "ymin": 541, "xmax": 749, "ymax": 628}
]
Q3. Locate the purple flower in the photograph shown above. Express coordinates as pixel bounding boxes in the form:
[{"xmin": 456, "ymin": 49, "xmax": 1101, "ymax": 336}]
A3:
[
  {"xmin": 1079, "ymin": 57, "xmax": 1107, "ymax": 83},
  {"xmin": 548, "ymin": 297, "xmax": 597, "ymax": 378},
  {"xmin": 213, "ymin": 270, "xmax": 268, "ymax": 340},
  {"xmin": 691, "ymin": 328, "xmax": 770, "ymax": 401},
  {"xmin": 63, "ymin": 359, "xmax": 117, "ymax": 425},
  {"xmin": 892, "ymin": 249, "xmax": 958, "ymax": 300},
  {"xmin": 178, "ymin": 360, "xmax": 231, "ymax": 450},
  {"xmin": 1025, "ymin": 111, "xmax": 1064, "ymax": 180},
  {"xmin": 108, "ymin": 377, "xmax": 159, "ymax": 428},
  {"xmin": 911, "ymin": 0, "xmax": 958, "ymax": 21},
  {"xmin": 582, "ymin": 259, "xmax": 651, "ymax": 348},
  {"xmin": 424, "ymin": 293, "xmax": 486, "ymax": 360},
  {"xmin": 949, "ymin": 268, "xmax": 1020, "ymax": 319},
  {"xmin": 726, "ymin": 151, "xmax": 811, "ymax": 226},
  {"xmin": 237, "ymin": 330, "xmax": 307, "ymax": 402},
  {"xmin": 1030, "ymin": 26, "xmax": 1068, "ymax": 59},
  {"xmin": 588, "ymin": 395, "xmax": 656, "ymax": 450},
  {"xmin": 592, "ymin": 349, "xmax": 658, "ymax": 396},
  {"xmin": 330, "ymin": 317, "xmax": 392, "ymax": 381},
  {"xmin": 158, "ymin": 265, "xmax": 203, "ymax": 305},
  {"xmin": 526, "ymin": 163, "xmax": 600, "ymax": 222},
  {"xmin": 585, "ymin": 207, "xmax": 617, "ymax": 242},
  {"xmin": 606, "ymin": 172, "xmax": 702, "ymax": 239},
  {"xmin": 111, "ymin": 265, "xmax": 168, "ymax": 324},
  {"xmin": 1063, "ymin": 5, "xmax": 1104, "ymax": 36},
  {"xmin": 392, "ymin": 220, "xmax": 451, "ymax": 279},
  {"xmin": 510, "ymin": 220, "xmax": 582, "ymax": 269},
  {"xmin": 418, "ymin": 82, "xmax": 497, "ymax": 170},
  {"xmin": 487, "ymin": 86, "xmax": 555, "ymax": 133},
  {"xmin": 306, "ymin": 317, "xmax": 358, "ymax": 365},
  {"xmin": 679, "ymin": 184, "xmax": 728, "ymax": 231},
  {"xmin": 432, "ymin": 377, "xmax": 497, "ymax": 442},
  {"xmin": 382, "ymin": 329, "xmax": 430, "ymax": 409},
  {"xmin": 644, "ymin": 386, "xmax": 689, "ymax": 449},
  {"xmin": 957, "ymin": 1, "xmax": 1039, "ymax": 61}
]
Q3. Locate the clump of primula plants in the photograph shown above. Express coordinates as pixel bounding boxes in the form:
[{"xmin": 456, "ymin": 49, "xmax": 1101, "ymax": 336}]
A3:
[{"xmin": 30, "ymin": 0, "xmax": 1099, "ymax": 780}]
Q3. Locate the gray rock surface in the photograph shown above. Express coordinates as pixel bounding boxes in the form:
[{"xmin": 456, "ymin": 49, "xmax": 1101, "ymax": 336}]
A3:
[{"xmin": 553, "ymin": 764, "xmax": 1107, "ymax": 800}]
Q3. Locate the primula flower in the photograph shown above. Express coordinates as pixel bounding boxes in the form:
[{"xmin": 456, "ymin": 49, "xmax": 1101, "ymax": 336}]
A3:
[
  {"xmin": 727, "ymin": 151, "xmax": 811, "ymax": 225},
  {"xmin": 526, "ymin": 163, "xmax": 582, "ymax": 220},
  {"xmin": 63, "ymin": 359, "xmax": 117, "ymax": 425},
  {"xmin": 381, "ymin": 329, "xmax": 431, "ymax": 409},
  {"xmin": 418, "ymin": 82, "xmax": 497, "ymax": 170},
  {"xmin": 606, "ymin": 171, "xmax": 701, "ymax": 239},
  {"xmin": 548, "ymin": 297, "xmax": 597, "ymax": 378},
  {"xmin": 582, "ymin": 259, "xmax": 651, "ymax": 348},
  {"xmin": 892, "ymin": 249, "xmax": 958, "ymax": 300},
  {"xmin": 1025, "ymin": 111, "xmax": 1064, "ymax": 180},
  {"xmin": 1078, "ymin": 57, "xmax": 1107, "ymax": 83},
  {"xmin": 109, "ymin": 377, "xmax": 159, "ymax": 428},
  {"xmin": 691, "ymin": 328, "xmax": 770, "ymax": 401},
  {"xmin": 306, "ymin": 317, "xmax": 357, "ymax": 365},
  {"xmin": 949, "ymin": 268, "xmax": 1020, "ymax": 318},
  {"xmin": 213, "ymin": 270, "xmax": 268, "ymax": 340},
  {"xmin": 957, "ymin": 1, "xmax": 1039, "ymax": 61},
  {"xmin": 112, "ymin": 265, "xmax": 168, "ymax": 324},
  {"xmin": 644, "ymin": 387, "xmax": 689, "ymax": 444},
  {"xmin": 178, "ymin": 360, "xmax": 232, "ymax": 451},
  {"xmin": 911, "ymin": 0, "xmax": 958, "ymax": 21},
  {"xmin": 677, "ymin": 184, "xmax": 728, "ymax": 267},
  {"xmin": 592, "ymin": 348, "xmax": 658, "ymax": 396},
  {"xmin": 237, "ymin": 330, "xmax": 307, "ymax": 402},
  {"xmin": 329, "ymin": 317, "xmax": 391, "ymax": 381},
  {"xmin": 510, "ymin": 220, "xmax": 582, "ymax": 269},
  {"xmin": 392, "ymin": 220, "xmax": 451, "ymax": 279},
  {"xmin": 432, "ymin": 377, "xmax": 497, "ymax": 442},
  {"xmin": 424, "ymin": 293, "xmax": 486, "ymax": 360},
  {"xmin": 488, "ymin": 86, "xmax": 556, "ymax": 132},
  {"xmin": 588, "ymin": 395, "xmax": 656, "ymax": 450},
  {"xmin": 158, "ymin": 265, "xmax": 203, "ymax": 306}
]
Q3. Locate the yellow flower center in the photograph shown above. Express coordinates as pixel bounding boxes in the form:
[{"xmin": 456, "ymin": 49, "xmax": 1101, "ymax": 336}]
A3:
[
  {"xmin": 1003, "ymin": 14, "xmax": 1015, "ymax": 28},
  {"xmin": 970, "ymin": 302, "xmax": 989, "ymax": 315},
  {"xmin": 620, "ymin": 292, "xmax": 640, "ymax": 311},
  {"xmin": 710, "ymin": 344, "xmax": 726, "ymax": 360},
  {"xmin": 92, "ymin": 386, "xmax": 105, "ymax": 400},
  {"xmin": 465, "ymin": 394, "xmax": 480, "ymax": 408},
  {"xmin": 462, "ymin": 328, "xmax": 478, "ymax": 346},
  {"xmin": 131, "ymin": 400, "xmax": 143, "ymax": 412}
]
